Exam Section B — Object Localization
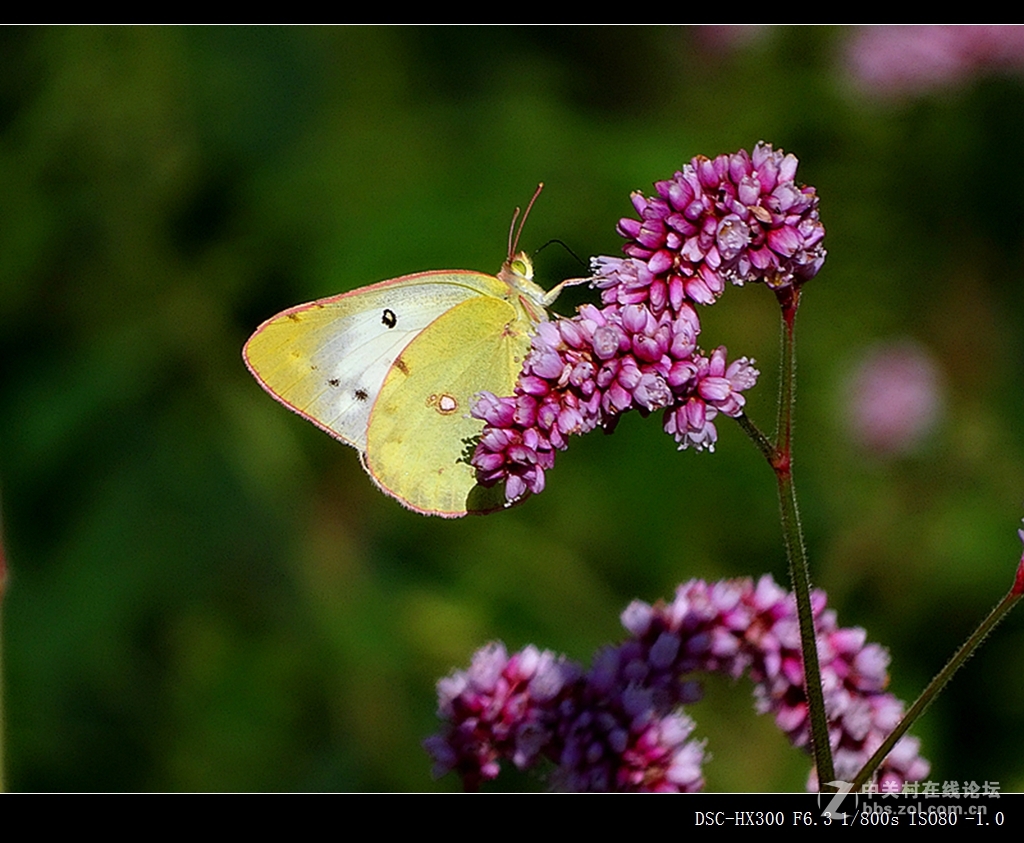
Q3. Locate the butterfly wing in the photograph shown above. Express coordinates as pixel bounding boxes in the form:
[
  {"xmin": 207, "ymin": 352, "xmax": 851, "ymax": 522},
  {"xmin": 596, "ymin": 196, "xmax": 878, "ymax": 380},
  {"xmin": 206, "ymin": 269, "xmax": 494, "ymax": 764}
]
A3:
[
  {"xmin": 364, "ymin": 293, "xmax": 533, "ymax": 517},
  {"xmin": 243, "ymin": 272, "xmax": 494, "ymax": 450}
]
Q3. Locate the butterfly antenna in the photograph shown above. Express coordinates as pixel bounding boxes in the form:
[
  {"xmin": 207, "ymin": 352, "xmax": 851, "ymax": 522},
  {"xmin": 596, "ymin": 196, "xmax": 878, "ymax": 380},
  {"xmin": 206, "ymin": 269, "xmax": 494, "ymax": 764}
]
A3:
[
  {"xmin": 534, "ymin": 237, "xmax": 594, "ymax": 307},
  {"xmin": 508, "ymin": 183, "xmax": 544, "ymax": 259},
  {"xmin": 507, "ymin": 207, "xmax": 521, "ymax": 261},
  {"xmin": 537, "ymin": 238, "xmax": 587, "ymax": 270}
]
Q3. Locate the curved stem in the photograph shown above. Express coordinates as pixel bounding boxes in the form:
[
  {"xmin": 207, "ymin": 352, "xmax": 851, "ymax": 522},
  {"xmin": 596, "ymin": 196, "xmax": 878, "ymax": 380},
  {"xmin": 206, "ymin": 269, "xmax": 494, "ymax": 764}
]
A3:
[
  {"xmin": 851, "ymin": 585, "xmax": 1023, "ymax": 791},
  {"xmin": 735, "ymin": 413, "xmax": 776, "ymax": 463}
]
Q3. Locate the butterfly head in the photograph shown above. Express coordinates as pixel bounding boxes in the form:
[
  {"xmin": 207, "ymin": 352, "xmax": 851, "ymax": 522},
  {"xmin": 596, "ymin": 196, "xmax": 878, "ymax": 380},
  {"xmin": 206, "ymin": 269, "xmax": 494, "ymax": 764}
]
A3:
[{"xmin": 499, "ymin": 250, "xmax": 550, "ymax": 323}]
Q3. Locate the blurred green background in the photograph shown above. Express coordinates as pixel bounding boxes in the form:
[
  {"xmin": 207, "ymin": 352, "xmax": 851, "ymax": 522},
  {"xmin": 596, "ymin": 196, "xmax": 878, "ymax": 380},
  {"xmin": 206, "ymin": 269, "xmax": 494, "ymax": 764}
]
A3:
[{"xmin": 2, "ymin": 26, "xmax": 1023, "ymax": 792}]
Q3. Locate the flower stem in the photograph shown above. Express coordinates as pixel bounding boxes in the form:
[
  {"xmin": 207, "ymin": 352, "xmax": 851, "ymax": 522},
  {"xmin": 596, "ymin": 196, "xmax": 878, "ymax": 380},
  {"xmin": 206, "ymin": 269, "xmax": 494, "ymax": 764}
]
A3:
[
  {"xmin": 735, "ymin": 413, "xmax": 775, "ymax": 463},
  {"xmin": 851, "ymin": 580, "xmax": 1023, "ymax": 791},
  {"xmin": 740, "ymin": 287, "xmax": 835, "ymax": 788}
]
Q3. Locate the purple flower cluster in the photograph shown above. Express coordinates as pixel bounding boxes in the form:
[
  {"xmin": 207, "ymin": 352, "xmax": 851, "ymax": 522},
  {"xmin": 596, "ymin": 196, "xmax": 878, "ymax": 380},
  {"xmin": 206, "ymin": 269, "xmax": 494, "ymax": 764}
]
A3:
[
  {"xmin": 472, "ymin": 144, "xmax": 823, "ymax": 505},
  {"xmin": 425, "ymin": 576, "xmax": 928, "ymax": 792},
  {"xmin": 423, "ymin": 643, "xmax": 581, "ymax": 791},
  {"xmin": 601, "ymin": 143, "xmax": 826, "ymax": 302},
  {"xmin": 424, "ymin": 639, "xmax": 706, "ymax": 793},
  {"xmin": 549, "ymin": 638, "xmax": 706, "ymax": 792}
]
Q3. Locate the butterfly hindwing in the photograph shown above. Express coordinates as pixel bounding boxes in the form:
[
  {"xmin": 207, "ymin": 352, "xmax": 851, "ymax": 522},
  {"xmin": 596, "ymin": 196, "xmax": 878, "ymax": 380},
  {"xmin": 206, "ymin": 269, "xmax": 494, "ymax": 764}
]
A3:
[{"xmin": 365, "ymin": 294, "xmax": 532, "ymax": 516}]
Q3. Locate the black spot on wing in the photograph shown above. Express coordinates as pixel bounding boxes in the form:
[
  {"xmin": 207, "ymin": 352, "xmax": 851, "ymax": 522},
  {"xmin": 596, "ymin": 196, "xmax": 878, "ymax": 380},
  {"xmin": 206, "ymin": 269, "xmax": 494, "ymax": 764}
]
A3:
[
  {"xmin": 382, "ymin": 308, "xmax": 398, "ymax": 329},
  {"xmin": 354, "ymin": 388, "xmax": 369, "ymax": 401}
]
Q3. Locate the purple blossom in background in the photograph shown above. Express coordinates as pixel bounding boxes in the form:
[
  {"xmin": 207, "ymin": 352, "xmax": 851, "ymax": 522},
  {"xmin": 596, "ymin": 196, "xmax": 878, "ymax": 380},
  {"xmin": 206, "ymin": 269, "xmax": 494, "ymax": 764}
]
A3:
[
  {"xmin": 472, "ymin": 143, "xmax": 822, "ymax": 505},
  {"xmin": 426, "ymin": 576, "xmax": 928, "ymax": 792},
  {"xmin": 846, "ymin": 25, "xmax": 1024, "ymax": 98},
  {"xmin": 843, "ymin": 341, "xmax": 944, "ymax": 457}
]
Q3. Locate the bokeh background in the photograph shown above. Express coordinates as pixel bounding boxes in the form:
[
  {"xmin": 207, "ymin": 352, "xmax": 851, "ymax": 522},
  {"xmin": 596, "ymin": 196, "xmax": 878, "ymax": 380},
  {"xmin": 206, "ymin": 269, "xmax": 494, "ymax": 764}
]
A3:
[{"xmin": 2, "ymin": 26, "xmax": 1024, "ymax": 792}]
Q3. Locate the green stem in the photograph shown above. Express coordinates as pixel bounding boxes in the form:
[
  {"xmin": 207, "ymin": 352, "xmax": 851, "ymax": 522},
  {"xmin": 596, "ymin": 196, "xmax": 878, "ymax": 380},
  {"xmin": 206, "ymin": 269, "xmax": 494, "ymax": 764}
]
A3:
[
  {"xmin": 739, "ymin": 286, "xmax": 835, "ymax": 789},
  {"xmin": 735, "ymin": 413, "xmax": 775, "ymax": 463},
  {"xmin": 851, "ymin": 584, "xmax": 1023, "ymax": 791}
]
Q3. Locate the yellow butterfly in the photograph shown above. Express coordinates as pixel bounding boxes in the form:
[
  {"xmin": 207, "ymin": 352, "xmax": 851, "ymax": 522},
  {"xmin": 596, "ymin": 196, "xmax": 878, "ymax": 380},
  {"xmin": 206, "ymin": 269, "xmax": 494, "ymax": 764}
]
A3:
[{"xmin": 243, "ymin": 189, "xmax": 568, "ymax": 517}]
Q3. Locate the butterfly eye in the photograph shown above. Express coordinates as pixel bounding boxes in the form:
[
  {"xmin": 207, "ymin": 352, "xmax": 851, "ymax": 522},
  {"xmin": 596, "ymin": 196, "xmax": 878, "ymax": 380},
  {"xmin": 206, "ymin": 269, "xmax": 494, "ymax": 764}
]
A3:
[{"xmin": 382, "ymin": 308, "xmax": 398, "ymax": 329}]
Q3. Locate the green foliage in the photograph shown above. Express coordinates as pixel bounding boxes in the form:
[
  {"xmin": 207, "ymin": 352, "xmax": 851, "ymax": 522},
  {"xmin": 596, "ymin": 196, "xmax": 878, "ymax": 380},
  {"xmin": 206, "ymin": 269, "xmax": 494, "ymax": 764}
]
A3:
[{"xmin": 1, "ymin": 26, "xmax": 1022, "ymax": 791}]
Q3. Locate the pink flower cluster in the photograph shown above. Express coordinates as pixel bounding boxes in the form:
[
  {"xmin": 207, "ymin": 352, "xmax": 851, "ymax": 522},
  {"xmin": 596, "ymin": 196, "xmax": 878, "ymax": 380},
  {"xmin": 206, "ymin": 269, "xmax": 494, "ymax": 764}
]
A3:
[
  {"xmin": 472, "ymin": 143, "xmax": 823, "ymax": 505},
  {"xmin": 423, "ymin": 644, "xmax": 582, "ymax": 791},
  {"xmin": 425, "ymin": 576, "xmax": 928, "ymax": 792},
  {"xmin": 602, "ymin": 142, "xmax": 825, "ymax": 302}
]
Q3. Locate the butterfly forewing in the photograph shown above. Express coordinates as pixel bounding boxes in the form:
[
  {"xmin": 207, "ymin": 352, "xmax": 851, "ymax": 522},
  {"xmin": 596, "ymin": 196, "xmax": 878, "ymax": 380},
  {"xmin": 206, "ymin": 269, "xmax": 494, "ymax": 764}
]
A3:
[{"xmin": 244, "ymin": 273, "xmax": 503, "ymax": 450}]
